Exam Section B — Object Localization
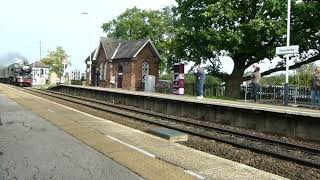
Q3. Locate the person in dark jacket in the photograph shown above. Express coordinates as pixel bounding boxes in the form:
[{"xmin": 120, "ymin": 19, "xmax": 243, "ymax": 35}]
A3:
[
  {"xmin": 196, "ymin": 66, "xmax": 206, "ymax": 99},
  {"xmin": 96, "ymin": 68, "xmax": 100, "ymax": 86}
]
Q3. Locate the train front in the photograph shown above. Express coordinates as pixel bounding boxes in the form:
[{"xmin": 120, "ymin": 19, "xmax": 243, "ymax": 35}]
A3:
[{"xmin": 17, "ymin": 65, "xmax": 33, "ymax": 86}]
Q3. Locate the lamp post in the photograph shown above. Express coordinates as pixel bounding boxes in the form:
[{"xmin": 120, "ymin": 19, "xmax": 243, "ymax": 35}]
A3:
[
  {"xmin": 82, "ymin": 12, "xmax": 92, "ymax": 85},
  {"xmin": 284, "ymin": 0, "xmax": 291, "ymax": 106}
]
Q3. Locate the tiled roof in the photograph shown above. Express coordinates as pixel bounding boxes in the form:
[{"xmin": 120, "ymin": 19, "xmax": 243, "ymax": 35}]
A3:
[
  {"xmin": 30, "ymin": 61, "xmax": 49, "ymax": 68},
  {"xmin": 100, "ymin": 38, "xmax": 123, "ymax": 59},
  {"xmin": 113, "ymin": 39, "xmax": 148, "ymax": 59},
  {"xmin": 99, "ymin": 38, "xmax": 159, "ymax": 60},
  {"xmin": 85, "ymin": 50, "xmax": 96, "ymax": 62}
]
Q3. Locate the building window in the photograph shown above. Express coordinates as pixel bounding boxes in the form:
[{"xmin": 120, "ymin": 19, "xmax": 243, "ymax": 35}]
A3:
[
  {"xmin": 103, "ymin": 62, "xmax": 107, "ymax": 80},
  {"xmin": 142, "ymin": 61, "xmax": 149, "ymax": 83}
]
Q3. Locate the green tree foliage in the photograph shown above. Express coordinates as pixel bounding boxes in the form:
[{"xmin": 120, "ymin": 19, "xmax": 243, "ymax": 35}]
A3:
[
  {"xmin": 260, "ymin": 75, "xmax": 285, "ymax": 86},
  {"xmin": 160, "ymin": 73, "xmax": 221, "ymax": 85},
  {"xmin": 261, "ymin": 63, "xmax": 316, "ymax": 86},
  {"xmin": 173, "ymin": 0, "xmax": 320, "ymax": 97},
  {"xmin": 290, "ymin": 62, "xmax": 316, "ymax": 86},
  {"xmin": 101, "ymin": 7, "xmax": 175, "ymax": 72},
  {"xmin": 41, "ymin": 47, "xmax": 70, "ymax": 78}
]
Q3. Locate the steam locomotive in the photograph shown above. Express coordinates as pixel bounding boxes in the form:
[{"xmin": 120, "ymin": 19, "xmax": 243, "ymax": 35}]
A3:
[{"xmin": 0, "ymin": 63, "xmax": 33, "ymax": 87}]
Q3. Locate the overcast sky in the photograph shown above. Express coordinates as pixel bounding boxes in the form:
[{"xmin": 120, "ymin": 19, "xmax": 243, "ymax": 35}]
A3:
[
  {"xmin": 0, "ymin": 0, "xmax": 177, "ymax": 72},
  {"xmin": 0, "ymin": 0, "xmax": 295, "ymax": 75}
]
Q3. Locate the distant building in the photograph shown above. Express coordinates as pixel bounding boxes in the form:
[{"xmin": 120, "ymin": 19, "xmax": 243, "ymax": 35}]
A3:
[
  {"xmin": 81, "ymin": 72, "xmax": 86, "ymax": 80},
  {"xmin": 30, "ymin": 61, "xmax": 49, "ymax": 85},
  {"xmin": 85, "ymin": 38, "xmax": 160, "ymax": 91},
  {"xmin": 70, "ymin": 69, "xmax": 81, "ymax": 80}
]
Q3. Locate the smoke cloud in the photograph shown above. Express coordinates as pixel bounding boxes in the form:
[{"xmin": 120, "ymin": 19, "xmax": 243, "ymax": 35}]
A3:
[{"xmin": 0, "ymin": 52, "xmax": 29, "ymax": 67}]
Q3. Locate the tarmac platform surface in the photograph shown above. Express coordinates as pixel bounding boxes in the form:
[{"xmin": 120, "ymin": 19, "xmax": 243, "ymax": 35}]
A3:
[
  {"xmin": 0, "ymin": 84, "xmax": 287, "ymax": 180},
  {"xmin": 0, "ymin": 88, "xmax": 143, "ymax": 180}
]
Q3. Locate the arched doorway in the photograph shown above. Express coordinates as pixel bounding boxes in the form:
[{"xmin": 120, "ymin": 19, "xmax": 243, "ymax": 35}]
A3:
[{"xmin": 117, "ymin": 65, "xmax": 123, "ymax": 88}]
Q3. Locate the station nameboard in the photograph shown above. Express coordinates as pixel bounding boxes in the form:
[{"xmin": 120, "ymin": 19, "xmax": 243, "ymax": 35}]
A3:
[{"xmin": 276, "ymin": 45, "xmax": 299, "ymax": 55}]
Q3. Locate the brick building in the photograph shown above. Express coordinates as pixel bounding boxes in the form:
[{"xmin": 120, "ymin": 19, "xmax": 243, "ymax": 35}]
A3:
[{"xmin": 85, "ymin": 38, "xmax": 160, "ymax": 90}]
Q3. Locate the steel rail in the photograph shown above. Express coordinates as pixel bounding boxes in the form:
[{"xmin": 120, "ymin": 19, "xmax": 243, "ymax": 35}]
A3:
[{"xmin": 19, "ymin": 87, "xmax": 320, "ymax": 168}]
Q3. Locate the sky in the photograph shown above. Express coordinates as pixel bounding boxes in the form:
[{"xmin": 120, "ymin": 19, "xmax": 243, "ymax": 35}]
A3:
[
  {"xmin": 0, "ymin": 0, "xmax": 177, "ymax": 72},
  {"xmin": 0, "ymin": 0, "xmax": 297, "ymax": 76}
]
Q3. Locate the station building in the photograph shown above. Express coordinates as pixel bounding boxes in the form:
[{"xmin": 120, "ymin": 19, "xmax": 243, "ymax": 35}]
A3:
[
  {"xmin": 85, "ymin": 38, "xmax": 160, "ymax": 91},
  {"xmin": 70, "ymin": 69, "xmax": 81, "ymax": 80},
  {"xmin": 30, "ymin": 61, "xmax": 49, "ymax": 85}
]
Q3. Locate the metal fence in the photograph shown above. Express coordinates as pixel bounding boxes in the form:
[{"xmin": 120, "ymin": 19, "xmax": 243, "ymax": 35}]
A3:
[
  {"xmin": 157, "ymin": 80, "xmax": 312, "ymax": 104},
  {"xmin": 156, "ymin": 80, "xmax": 224, "ymax": 97},
  {"xmin": 241, "ymin": 84, "xmax": 312, "ymax": 104}
]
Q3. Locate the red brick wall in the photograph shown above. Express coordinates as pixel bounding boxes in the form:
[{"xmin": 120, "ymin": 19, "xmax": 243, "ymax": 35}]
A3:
[
  {"xmin": 95, "ymin": 43, "xmax": 108, "ymax": 87},
  {"xmin": 85, "ymin": 42, "xmax": 160, "ymax": 90},
  {"xmin": 85, "ymin": 64, "xmax": 90, "ymax": 85},
  {"xmin": 111, "ymin": 60, "xmax": 133, "ymax": 90},
  {"xmin": 133, "ymin": 43, "xmax": 160, "ymax": 91}
]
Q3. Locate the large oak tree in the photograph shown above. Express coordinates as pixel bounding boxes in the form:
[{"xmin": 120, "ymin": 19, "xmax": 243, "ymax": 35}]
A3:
[{"xmin": 174, "ymin": 0, "xmax": 320, "ymax": 97}]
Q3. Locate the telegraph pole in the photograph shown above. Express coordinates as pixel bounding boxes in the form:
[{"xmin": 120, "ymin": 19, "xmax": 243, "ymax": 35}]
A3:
[
  {"xmin": 284, "ymin": 0, "xmax": 291, "ymax": 106},
  {"xmin": 39, "ymin": 40, "xmax": 42, "ymax": 60}
]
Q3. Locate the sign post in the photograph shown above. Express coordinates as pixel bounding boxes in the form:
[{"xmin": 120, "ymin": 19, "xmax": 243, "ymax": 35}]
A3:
[{"xmin": 276, "ymin": 45, "xmax": 299, "ymax": 106}]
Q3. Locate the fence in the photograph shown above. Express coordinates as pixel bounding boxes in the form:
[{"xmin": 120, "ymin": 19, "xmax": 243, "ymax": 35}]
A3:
[
  {"xmin": 156, "ymin": 80, "xmax": 224, "ymax": 97},
  {"xmin": 157, "ymin": 80, "xmax": 312, "ymax": 104},
  {"xmin": 241, "ymin": 84, "xmax": 312, "ymax": 104}
]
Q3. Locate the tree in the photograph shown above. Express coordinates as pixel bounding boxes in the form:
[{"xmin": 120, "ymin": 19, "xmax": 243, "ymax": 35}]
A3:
[
  {"xmin": 101, "ymin": 7, "xmax": 175, "ymax": 72},
  {"xmin": 174, "ymin": 0, "xmax": 320, "ymax": 98},
  {"xmin": 291, "ymin": 62, "xmax": 316, "ymax": 86},
  {"xmin": 41, "ymin": 47, "xmax": 70, "ymax": 78}
]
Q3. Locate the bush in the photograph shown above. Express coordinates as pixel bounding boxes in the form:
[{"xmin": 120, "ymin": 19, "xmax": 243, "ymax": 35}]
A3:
[
  {"xmin": 160, "ymin": 73, "xmax": 221, "ymax": 86},
  {"xmin": 159, "ymin": 73, "xmax": 222, "ymax": 96},
  {"xmin": 71, "ymin": 80, "xmax": 82, "ymax": 85}
]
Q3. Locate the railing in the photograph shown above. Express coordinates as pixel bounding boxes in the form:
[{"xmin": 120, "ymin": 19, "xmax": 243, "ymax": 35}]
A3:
[
  {"xmin": 156, "ymin": 80, "xmax": 224, "ymax": 97},
  {"xmin": 241, "ymin": 84, "xmax": 312, "ymax": 104},
  {"xmin": 157, "ymin": 80, "xmax": 312, "ymax": 104}
]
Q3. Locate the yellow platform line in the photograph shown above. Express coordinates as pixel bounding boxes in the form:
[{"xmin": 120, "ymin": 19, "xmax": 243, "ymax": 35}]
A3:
[{"xmin": 0, "ymin": 84, "xmax": 197, "ymax": 180}]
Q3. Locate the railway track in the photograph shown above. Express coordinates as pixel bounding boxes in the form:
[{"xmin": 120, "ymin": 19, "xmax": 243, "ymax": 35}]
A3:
[{"xmin": 19, "ymin": 87, "xmax": 320, "ymax": 168}]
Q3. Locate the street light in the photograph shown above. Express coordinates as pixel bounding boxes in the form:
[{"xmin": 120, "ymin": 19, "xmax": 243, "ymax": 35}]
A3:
[
  {"xmin": 82, "ymin": 12, "xmax": 92, "ymax": 85},
  {"xmin": 284, "ymin": 0, "xmax": 291, "ymax": 106}
]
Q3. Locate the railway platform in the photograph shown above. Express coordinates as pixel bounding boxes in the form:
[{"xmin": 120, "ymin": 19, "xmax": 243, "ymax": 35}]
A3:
[
  {"xmin": 0, "ymin": 84, "xmax": 287, "ymax": 179},
  {"xmin": 52, "ymin": 84, "xmax": 320, "ymax": 141}
]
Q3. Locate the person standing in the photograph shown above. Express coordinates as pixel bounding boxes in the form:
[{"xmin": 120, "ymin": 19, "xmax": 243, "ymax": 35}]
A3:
[
  {"xmin": 196, "ymin": 66, "xmax": 206, "ymax": 99},
  {"xmin": 310, "ymin": 67, "xmax": 320, "ymax": 109},
  {"xmin": 96, "ymin": 68, "xmax": 100, "ymax": 87},
  {"xmin": 251, "ymin": 66, "xmax": 261, "ymax": 102}
]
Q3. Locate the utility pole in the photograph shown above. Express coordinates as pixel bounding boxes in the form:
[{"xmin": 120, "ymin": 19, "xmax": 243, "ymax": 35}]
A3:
[
  {"xmin": 82, "ymin": 12, "xmax": 92, "ymax": 85},
  {"xmin": 39, "ymin": 40, "xmax": 42, "ymax": 61},
  {"xmin": 284, "ymin": 0, "xmax": 291, "ymax": 106}
]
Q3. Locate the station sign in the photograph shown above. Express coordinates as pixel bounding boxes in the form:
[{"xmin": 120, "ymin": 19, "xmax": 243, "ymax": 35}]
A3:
[
  {"xmin": 62, "ymin": 58, "xmax": 68, "ymax": 65},
  {"xmin": 276, "ymin": 45, "xmax": 299, "ymax": 55}
]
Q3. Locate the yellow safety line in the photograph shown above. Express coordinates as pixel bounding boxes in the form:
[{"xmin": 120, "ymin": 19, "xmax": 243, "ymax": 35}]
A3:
[{"xmin": 0, "ymin": 84, "xmax": 197, "ymax": 180}]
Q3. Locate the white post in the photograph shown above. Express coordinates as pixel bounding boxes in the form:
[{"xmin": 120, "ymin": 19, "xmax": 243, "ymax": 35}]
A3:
[
  {"xmin": 64, "ymin": 64, "xmax": 66, "ymax": 76},
  {"xmin": 82, "ymin": 12, "xmax": 92, "ymax": 85},
  {"xmin": 286, "ymin": 0, "xmax": 291, "ymax": 83},
  {"xmin": 284, "ymin": 0, "xmax": 291, "ymax": 106}
]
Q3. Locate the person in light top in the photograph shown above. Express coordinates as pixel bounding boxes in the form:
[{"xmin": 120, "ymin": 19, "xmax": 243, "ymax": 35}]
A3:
[
  {"xmin": 195, "ymin": 65, "xmax": 206, "ymax": 99},
  {"xmin": 251, "ymin": 66, "xmax": 261, "ymax": 102}
]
